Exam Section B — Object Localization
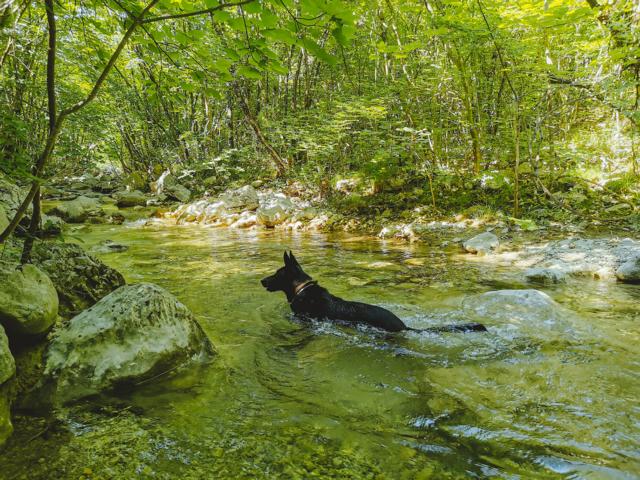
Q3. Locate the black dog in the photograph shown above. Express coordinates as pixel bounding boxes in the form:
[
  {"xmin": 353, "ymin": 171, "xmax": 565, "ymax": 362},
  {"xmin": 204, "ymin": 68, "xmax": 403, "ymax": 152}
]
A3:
[{"xmin": 261, "ymin": 251, "xmax": 487, "ymax": 334}]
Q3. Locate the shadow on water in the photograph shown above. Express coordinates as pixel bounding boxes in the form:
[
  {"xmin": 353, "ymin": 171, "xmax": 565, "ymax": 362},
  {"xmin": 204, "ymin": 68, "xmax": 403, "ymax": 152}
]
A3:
[{"xmin": 1, "ymin": 224, "xmax": 639, "ymax": 479}]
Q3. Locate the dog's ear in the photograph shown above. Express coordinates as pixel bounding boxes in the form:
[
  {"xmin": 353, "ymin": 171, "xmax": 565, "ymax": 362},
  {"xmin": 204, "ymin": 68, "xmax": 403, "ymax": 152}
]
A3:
[
  {"xmin": 289, "ymin": 251, "xmax": 300, "ymax": 266},
  {"xmin": 283, "ymin": 251, "xmax": 291, "ymax": 266}
]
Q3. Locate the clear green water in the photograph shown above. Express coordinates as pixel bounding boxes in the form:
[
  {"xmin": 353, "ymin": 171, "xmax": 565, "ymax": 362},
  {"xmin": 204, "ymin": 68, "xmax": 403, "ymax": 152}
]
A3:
[{"xmin": 2, "ymin": 224, "xmax": 639, "ymax": 479}]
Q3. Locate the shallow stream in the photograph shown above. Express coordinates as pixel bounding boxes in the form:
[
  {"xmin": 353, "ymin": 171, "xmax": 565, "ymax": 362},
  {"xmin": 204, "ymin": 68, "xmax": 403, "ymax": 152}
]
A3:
[{"xmin": 1, "ymin": 224, "xmax": 639, "ymax": 479}]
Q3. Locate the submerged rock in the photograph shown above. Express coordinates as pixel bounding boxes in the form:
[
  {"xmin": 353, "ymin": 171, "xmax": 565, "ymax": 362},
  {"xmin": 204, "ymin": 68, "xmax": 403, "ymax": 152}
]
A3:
[
  {"xmin": 463, "ymin": 232, "xmax": 499, "ymax": 254},
  {"xmin": 524, "ymin": 267, "xmax": 566, "ymax": 285},
  {"xmin": 90, "ymin": 240, "xmax": 129, "ymax": 254},
  {"xmin": 0, "ymin": 263, "xmax": 58, "ymax": 337},
  {"xmin": 41, "ymin": 283, "xmax": 214, "ymax": 405},
  {"xmin": 32, "ymin": 243, "xmax": 125, "ymax": 319},
  {"xmin": 114, "ymin": 190, "xmax": 147, "ymax": 208},
  {"xmin": 616, "ymin": 256, "xmax": 640, "ymax": 283},
  {"xmin": 463, "ymin": 289, "xmax": 558, "ymax": 319},
  {"xmin": 461, "ymin": 289, "xmax": 577, "ymax": 338},
  {"xmin": 47, "ymin": 195, "xmax": 103, "ymax": 223}
]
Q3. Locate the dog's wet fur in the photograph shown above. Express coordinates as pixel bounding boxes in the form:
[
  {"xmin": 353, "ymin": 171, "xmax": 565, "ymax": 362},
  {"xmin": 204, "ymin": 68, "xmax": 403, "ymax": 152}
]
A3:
[{"xmin": 261, "ymin": 251, "xmax": 487, "ymax": 334}]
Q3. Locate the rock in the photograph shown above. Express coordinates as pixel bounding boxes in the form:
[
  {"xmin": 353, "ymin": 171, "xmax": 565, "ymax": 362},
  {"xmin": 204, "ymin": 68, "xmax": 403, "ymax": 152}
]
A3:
[
  {"xmin": 175, "ymin": 200, "xmax": 210, "ymax": 223},
  {"xmin": 229, "ymin": 211, "xmax": 257, "ymax": 229},
  {"xmin": 502, "ymin": 237, "xmax": 640, "ymax": 282},
  {"xmin": 41, "ymin": 283, "xmax": 214, "ymax": 405},
  {"xmin": 615, "ymin": 256, "xmax": 640, "ymax": 283},
  {"xmin": 219, "ymin": 185, "xmax": 259, "ymax": 212},
  {"xmin": 0, "ymin": 263, "xmax": 58, "ymax": 337},
  {"xmin": 0, "ymin": 174, "xmax": 28, "ymax": 217},
  {"xmin": 0, "ymin": 327, "xmax": 14, "ymax": 385},
  {"xmin": 256, "ymin": 194, "xmax": 294, "ymax": 227},
  {"xmin": 251, "ymin": 180, "xmax": 263, "ymax": 188},
  {"xmin": 462, "ymin": 289, "xmax": 569, "ymax": 333},
  {"xmin": 334, "ymin": 178, "xmax": 360, "ymax": 194},
  {"xmin": 463, "ymin": 232, "xmax": 500, "ymax": 254},
  {"xmin": 164, "ymin": 183, "xmax": 191, "ymax": 203},
  {"xmin": 0, "ymin": 205, "xmax": 8, "ymax": 233},
  {"xmin": 91, "ymin": 240, "xmax": 129, "ymax": 254},
  {"xmin": 0, "ymin": 326, "xmax": 14, "ymax": 448},
  {"xmin": 524, "ymin": 267, "xmax": 566, "ymax": 285},
  {"xmin": 203, "ymin": 176, "xmax": 217, "ymax": 187},
  {"xmin": 41, "ymin": 215, "xmax": 65, "ymax": 236},
  {"xmin": 153, "ymin": 171, "xmax": 191, "ymax": 203},
  {"xmin": 46, "ymin": 196, "xmax": 103, "ymax": 223},
  {"xmin": 114, "ymin": 190, "xmax": 147, "ymax": 208},
  {"xmin": 32, "ymin": 243, "xmax": 125, "ymax": 319}
]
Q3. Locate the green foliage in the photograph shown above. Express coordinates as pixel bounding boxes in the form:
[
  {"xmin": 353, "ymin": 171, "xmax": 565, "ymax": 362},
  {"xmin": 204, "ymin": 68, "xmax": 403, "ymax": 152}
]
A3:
[{"xmin": 0, "ymin": 0, "xmax": 638, "ymax": 222}]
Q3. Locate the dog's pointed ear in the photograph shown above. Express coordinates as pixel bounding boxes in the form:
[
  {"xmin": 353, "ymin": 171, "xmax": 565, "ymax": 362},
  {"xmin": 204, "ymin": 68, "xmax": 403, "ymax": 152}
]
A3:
[
  {"xmin": 283, "ymin": 251, "xmax": 290, "ymax": 266},
  {"xmin": 289, "ymin": 251, "xmax": 300, "ymax": 266}
]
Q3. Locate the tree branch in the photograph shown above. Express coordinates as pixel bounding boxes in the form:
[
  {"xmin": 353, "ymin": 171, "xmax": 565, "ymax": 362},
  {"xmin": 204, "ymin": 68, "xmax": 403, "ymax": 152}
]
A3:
[
  {"xmin": 60, "ymin": 0, "xmax": 160, "ymax": 117},
  {"xmin": 141, "ymin": 0, "xmax": 255, "ymax": 24}
]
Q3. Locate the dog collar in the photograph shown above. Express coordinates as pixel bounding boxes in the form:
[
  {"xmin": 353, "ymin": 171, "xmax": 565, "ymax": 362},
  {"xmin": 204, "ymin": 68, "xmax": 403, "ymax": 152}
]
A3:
[{"xmin": 290, "ymin": 280, "xmax": 318, "ymax": 303}]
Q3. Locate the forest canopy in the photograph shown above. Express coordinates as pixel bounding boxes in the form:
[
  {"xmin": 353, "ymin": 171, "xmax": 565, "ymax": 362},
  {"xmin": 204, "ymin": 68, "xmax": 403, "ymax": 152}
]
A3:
[{"xmin": 0, "ymin": 0, "xmax": 638, "ymax": 231}]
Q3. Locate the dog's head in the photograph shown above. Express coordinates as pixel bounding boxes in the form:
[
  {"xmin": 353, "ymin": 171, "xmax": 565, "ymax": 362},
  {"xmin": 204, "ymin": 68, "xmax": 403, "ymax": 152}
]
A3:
[{"xmin": 261, "ymin": 251, "xmax": 311, "ymax": 293}]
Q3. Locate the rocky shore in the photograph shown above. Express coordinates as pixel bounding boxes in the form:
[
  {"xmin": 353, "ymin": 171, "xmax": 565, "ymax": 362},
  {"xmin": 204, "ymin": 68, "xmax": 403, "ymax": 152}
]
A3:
[{"xmin": 0, "ymin": 173, "xmax": 216, "ymax": 449}]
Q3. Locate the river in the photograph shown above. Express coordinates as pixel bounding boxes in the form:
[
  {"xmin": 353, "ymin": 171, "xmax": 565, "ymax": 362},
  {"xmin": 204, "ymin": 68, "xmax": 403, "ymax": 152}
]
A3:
[{"xmin": 1, "ymin": 222, "xmax": 639, "ymax": 479}]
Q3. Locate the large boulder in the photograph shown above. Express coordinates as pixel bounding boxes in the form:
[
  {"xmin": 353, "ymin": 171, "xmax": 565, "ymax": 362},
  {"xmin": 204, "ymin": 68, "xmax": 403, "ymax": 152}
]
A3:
[
  {"xmin": 463, "ymin": 231, "xmax": 499, "ymax": 254},
  {"xmin": 0, "ymin": 174, "xmax": 27, "ymax": 217},
  {"xmin": 219, "ymin": 185, "xmax": 259, "ymax": 212},
  {"xmin": 41, "ymin": 283, "xmax": 214, "ymax": 405},
  {"xmin": 0, "ymin": 326, "xmax": 15, "ymax": 447},
  {"xmin": 256, "ymin": 194, "xmax": 294, "ymax": 227},
  {"xmin": 32, "ymin": 243, "xmax": 125, "ymax": 319},
  {"xmin": 114, "ymin": 190, "xmax": 147, "ymax": 208},
  {"xmin": 0, "ymin": 263, "xmax": 58, "ymax": 337},
  {"xmin": 616, "ymin": 256, "xmax": 640, "ymax": 283},
  {"xmin": 46, "ymin": 195, "xmax": 103, "ymax": 223}
]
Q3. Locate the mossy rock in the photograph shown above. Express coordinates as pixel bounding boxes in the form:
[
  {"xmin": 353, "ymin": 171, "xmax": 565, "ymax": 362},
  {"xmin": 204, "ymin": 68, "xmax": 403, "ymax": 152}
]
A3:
[
  {"xmin": 31, "ymin": 242, "xmax": 125, "ymax": 319},
  {"xmin": 0, "ymin": 263, "xmax": 58, "ymax": 337}
]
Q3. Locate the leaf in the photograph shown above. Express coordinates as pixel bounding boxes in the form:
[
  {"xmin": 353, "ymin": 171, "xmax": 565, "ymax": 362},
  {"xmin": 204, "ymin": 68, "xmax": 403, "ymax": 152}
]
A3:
[
  {"xmin": 258, "ymin": 9, "xmax": 279, "ymax": 28},
  {"xmin": 243, "ymin": 1, "xmax": 263, "ymax": 14},
  {"xmin": 262, "ymin": 28, "xmax": 298, "ymax": 45},
  {"xmin": 300, "ymin": 38, "xmax": 337, "ymax": 65},
  {"xmin": 237, "ymin": 65, "xmax": 262, "ymax": 79}
]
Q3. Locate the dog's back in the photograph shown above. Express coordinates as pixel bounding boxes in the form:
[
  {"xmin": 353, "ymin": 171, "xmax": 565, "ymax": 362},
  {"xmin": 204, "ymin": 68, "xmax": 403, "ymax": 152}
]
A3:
[{"xmin": 292, "ymin": 284, "xmax": 407, "ymax": 331}]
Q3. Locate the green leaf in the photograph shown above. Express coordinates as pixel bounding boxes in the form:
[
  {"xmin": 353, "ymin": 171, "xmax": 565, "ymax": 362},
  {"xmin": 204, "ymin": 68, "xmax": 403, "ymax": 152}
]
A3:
[
  {"xmin": 243, "ymin": 1, "xmax": 263, "ymax": 14},
  {"xmin": 258, "ymin": 9, "xmax": 279, "ymax": 28},
  {"xmin": 262, "ymin": 28, "xmax": 298, "ymax": 45},
  {"xmin": 237, "ymin": 65, "xmax": 262, "ymax": 79}
]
